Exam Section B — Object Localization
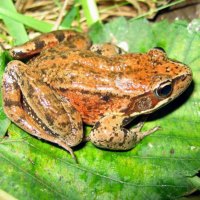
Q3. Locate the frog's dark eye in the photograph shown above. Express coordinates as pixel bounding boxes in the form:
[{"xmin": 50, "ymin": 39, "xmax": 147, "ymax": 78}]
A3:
[
  {"xmin": 155, "ymin": 81, "xmax": 173, "ymax": 98},
  {"xmin": 153, "ymin": 47, "xmax": 166, "ymax": 53}
]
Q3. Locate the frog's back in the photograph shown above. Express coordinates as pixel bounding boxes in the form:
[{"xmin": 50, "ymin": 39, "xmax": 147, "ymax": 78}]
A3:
[
  {"xmin": 29, "ymin": 47, "xmax": 190, "ymax": 125},
  {"xmin": 28, "ymin": 47, "xmax": 151, "ymax": 124},
  {"xmin": 31, "ymin": 47, "xmax": 150, "ymax": 96}
]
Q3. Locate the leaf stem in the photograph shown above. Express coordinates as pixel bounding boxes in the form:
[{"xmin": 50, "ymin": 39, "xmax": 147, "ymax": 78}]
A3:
[{"xmin": 80, "ymin": 0, "xmax": 100, "ymax": 26}]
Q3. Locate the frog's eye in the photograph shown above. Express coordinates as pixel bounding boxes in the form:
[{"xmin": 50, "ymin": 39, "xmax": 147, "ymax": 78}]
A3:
[
  {"xmin": 153, "ymin": 47, "xmax": 166, "ymax": 53},
  {"xmin": 155, "ymin": 81, "xmax": 173, "ymax": 98}
]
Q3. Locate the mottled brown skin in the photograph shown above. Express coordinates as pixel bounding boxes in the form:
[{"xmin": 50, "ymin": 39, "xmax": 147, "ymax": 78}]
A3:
[{"xmin": 2, "ymin": 30, "xmax": 192, "ymax": 160}]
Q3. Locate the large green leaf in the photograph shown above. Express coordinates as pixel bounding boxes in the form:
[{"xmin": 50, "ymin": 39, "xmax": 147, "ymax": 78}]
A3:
[{"xmin": 0, "ymin": 18, "xmax": 200, "ymax": 200}]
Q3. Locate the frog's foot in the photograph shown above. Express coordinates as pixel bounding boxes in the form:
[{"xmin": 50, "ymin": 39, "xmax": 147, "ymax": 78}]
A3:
[
  {"xmin": 56, "ymin": 140, "xmax": 78, "ymax": 163},
  {"xmin": 130, "ymin": 117, "xmax": 161, "ymax": 143},
  {"xmin": 89, "ymin": 114, "xmax": 160, "ymax": 150}
]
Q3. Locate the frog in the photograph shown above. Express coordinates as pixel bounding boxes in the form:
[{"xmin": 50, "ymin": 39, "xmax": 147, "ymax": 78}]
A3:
[{"xmin": 2, "ymin": 30, "xmax": 192, "ymax": 161}]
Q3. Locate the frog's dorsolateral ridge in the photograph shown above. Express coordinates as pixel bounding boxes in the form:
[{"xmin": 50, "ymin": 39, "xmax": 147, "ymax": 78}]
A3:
[{"xmin": 2, "ymin": 30, "xmax": 192, "ymax": 161}]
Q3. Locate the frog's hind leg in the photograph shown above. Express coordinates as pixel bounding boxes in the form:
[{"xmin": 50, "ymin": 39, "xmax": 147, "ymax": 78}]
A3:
[
  {"xmin": 2, "ymin": 61, "xmax": 83, "ymax": 162},
  {"xmin": 9, "ymin": 30, "xmax": 91, "ymax": 59},
  {"xmin": 89, "ymin": 114, "xmax": 160, "ymax": 150}
]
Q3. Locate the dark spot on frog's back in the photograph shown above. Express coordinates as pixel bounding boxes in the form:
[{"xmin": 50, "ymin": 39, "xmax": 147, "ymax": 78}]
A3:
[
  {"xmin": 34, "ymin": 39, "xmax": 45, "ymax": 49},
  {"xmin": 67, "ymin": 43, "xmax": 77, "ymax": 49},
  {"xmin": 54, "ymin": 31, "xmax": 65, "ymax": 42},
  {"xmin": 60, "ymin": 53, "xmax": 68, "ymax": 59},
  {"xmin": 78, "ymin": 52, "xmax": 94, "ymax": 58},
  {"xmin": 47, "ymin": 48, "xmax": 57, "ymax": 53},
  {"xmin": 101, "ymin": 94, "xmax": 110, "ymax": 102}
]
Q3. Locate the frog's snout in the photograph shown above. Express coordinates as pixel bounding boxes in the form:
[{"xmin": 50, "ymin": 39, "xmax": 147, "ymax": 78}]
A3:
[{"xmin": 172, "ymin": 65, "xmax": 192, "ymax": 99}]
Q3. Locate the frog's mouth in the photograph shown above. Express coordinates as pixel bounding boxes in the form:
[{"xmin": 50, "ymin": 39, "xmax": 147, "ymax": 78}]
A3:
[{"xmin": 22, "ymin": 95, "xmax": 59, "ymax": 137}]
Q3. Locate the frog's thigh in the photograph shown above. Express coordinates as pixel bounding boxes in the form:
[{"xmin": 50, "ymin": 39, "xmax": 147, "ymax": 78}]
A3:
[
  {"xmin": 90, "ymin": 114, "xmax": 159, "ymax": 150},
  {"xmin": 2, "ymin": 61, "xmax": 83, "ymax": 157},
  {"xmin": 19, "ymin": 62, "xmax": 83, "ymax": 147},
  {"xmin": 2, "ymin": 61, "xmax": 59, "ymax": 142}
]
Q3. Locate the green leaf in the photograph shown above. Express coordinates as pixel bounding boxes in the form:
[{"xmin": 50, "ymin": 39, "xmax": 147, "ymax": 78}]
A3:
[
  {"xmin": 0, "ymin": 0, "xmax": 28, "ymax": 45},
  {"xmin": 0, "ymin": 7, "xmax": 53, "ymax": 34},
  {"xmin": 0, "ymin": 18, "xmax": 200, "ymax": 199},
  {"xmin": 90, "ymin": 18, "xmax": 156, "ymax": 52},
  {"xmin": 89, "ymin": 21, "xmax": 110, "ymax": 43},
  {"xmin": 61, "ymin": 4, "xmax": 79, "ymax": 28},
  {"xmin": 80, "ymin": 0, "xmax": 100, "ymax": 26}
]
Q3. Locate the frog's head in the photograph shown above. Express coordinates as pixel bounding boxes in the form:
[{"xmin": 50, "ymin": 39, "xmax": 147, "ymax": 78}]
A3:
[{"xmin": 124, "ymin": 48, "xmax": 192, "ymax": 116}]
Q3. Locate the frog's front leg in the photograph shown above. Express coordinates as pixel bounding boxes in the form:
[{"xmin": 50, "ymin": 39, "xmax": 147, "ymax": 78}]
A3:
[
  {"xmin": 89, "ymin": 114, "xmax": 160, "ymax": 150},
  {"xmin": 9, "ymin": 30, "xmax": 91, "ymax": 59},
  {"xmin": 2, "ymin": 61, "xmax": 83, "ymax": 161},
  {"xmin": 90, "ymin": 43, "xmax": 126, "ymax": 57}
]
